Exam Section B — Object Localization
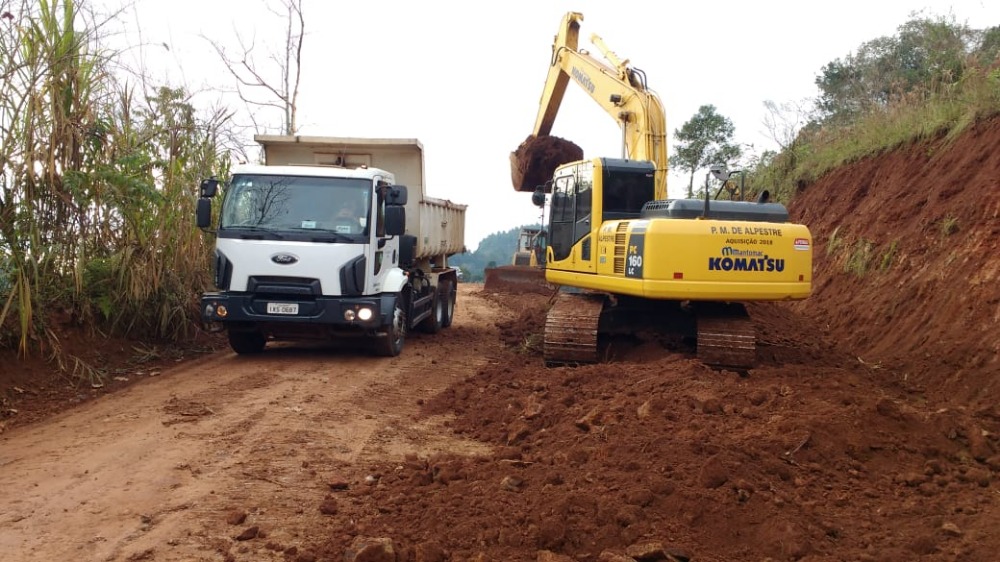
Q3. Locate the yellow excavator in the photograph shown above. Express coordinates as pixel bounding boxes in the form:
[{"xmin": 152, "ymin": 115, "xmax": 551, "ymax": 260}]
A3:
[{"xmin": 511, "ymin": 12, "xmax": 812, "ymax": 369}]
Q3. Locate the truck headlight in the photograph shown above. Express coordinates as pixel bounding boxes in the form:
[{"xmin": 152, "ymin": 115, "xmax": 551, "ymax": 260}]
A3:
[
  {"xmin": 343, "ymin": 309, "xmax": 357, "ymax": 321},
  {"xmin": 205, "ymin": 303, "xmax": 228, "ymax": 318},
  {"xmin": 357, "ymin": 307, "xmax": 373, "ymax": 321}
]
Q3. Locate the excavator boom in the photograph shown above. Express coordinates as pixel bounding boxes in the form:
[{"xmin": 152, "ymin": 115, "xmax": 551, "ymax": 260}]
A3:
[{"xmin": 511, "ymin": 12, "xmax": 668, "ymax": 199}]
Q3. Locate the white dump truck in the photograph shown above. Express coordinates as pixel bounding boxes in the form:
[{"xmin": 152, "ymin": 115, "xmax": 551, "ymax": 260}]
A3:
[{"xmin": 196, "ymin": 136, "xmax": 467, "ymax": 356}]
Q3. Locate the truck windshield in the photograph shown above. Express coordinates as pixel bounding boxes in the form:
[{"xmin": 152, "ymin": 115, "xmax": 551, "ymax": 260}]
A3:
[{"xmin": 220, "ymin": 174, "xmax": 372, "ymax": 237}]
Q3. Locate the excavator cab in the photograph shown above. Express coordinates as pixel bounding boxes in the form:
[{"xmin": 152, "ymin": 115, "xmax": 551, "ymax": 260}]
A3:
[{"xmin": 547, "ymin": 159, "xmax": 653, "ymax": 271}]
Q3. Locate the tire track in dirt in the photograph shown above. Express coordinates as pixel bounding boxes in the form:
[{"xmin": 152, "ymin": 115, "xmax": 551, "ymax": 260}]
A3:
[{"xmin": 179, "ymin": 295, "xmax": 501, "ymax": 562}]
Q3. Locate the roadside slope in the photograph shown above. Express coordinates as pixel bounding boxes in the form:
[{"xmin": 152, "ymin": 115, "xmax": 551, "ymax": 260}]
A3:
[{"xmin": 788, "ymin": 115, "xmax": 1000, "ymax": 409}]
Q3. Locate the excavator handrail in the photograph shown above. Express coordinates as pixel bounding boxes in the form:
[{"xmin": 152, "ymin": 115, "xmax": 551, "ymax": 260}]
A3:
[{"xmin": 530, "ymin": 12, "xmax": 669, "ymax": 199}]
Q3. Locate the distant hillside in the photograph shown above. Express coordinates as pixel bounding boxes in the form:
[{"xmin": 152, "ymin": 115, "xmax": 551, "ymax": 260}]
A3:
[{"xmin": 451, "ymin": 226, "xmax": 539, "ymax": 282}]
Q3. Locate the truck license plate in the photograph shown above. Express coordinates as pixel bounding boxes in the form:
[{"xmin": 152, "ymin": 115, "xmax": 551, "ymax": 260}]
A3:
[{"xmin": 267, "ymin": 302, "xmax": 299, "ymax": 315}]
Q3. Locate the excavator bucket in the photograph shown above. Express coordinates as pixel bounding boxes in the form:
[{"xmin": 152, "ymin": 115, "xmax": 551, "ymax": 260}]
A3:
[
  {"xmin": 510, "ymin": 134, "xmax": 583, "ymax": 192},
  {"xmin": 483, "ymin": 265, "xmax": 554, "ymax": 295}
]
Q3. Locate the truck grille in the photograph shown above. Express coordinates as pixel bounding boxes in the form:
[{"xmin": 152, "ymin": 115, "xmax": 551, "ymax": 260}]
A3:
[{"xmin": 246, "ymin": 276, "xmax": 322, "ymax": 297}]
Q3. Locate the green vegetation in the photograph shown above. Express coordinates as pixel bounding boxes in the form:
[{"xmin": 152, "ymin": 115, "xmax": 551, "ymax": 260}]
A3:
[
  {"xmin": 748, "ymin": 15, "xmax": 1000, "ymax": 204},
  {"xmin": 880, "ymin": 240, "xmax": 899, "ymax": 271},
  {"xmin": 940, "ymin": 216, "xmax": 959, "ymax": 237},
  {"xmin": 671, "ymin": 105, "xmax": 741, "ymax": 198},
  {"xmin": 450, "ymin": 226, "xmax": 534, "ymax": 282},
  {"xmin": 826, "ymin": 235, "xmax": 902, "ymax": 277},
  {"xmin": 845, "ymin": 239, "xmax": 875, "ymax": 277},
  {"xmin": 765, "ymin": 16, "xmax": 997, "ymax": 280},
  {"xmin": 0, "ymin": 1, "xmax": 228, "ymax": 375}
]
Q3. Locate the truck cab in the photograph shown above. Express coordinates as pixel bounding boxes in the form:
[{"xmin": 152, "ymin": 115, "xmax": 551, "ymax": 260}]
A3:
[{"xmin": 197, "ymin": 137, "xmax": 466, "ymax": 357}]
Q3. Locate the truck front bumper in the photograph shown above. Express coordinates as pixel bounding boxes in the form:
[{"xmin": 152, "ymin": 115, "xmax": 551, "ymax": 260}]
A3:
[{"xmin": 200, "ymin": 292, "xmax": 395, "ymax": 332}]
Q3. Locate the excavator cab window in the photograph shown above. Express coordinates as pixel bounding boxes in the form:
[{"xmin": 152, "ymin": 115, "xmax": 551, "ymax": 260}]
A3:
[
  {"xmin": 550, "ymin": 175, "xmax": 575, "ymax": 223},
  {"xmin": 549, "ymin": 163, "xmax": 593, "ymax": 262},
  {"xmin": 602, "ymin": 168, "xmax": 655, "ymax": 221}
]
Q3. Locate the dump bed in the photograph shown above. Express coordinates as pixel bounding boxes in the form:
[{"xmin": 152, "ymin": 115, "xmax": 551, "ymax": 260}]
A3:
[{"xmin": 256, "ymin": 135, "xmax": 466, "ymax": 260}]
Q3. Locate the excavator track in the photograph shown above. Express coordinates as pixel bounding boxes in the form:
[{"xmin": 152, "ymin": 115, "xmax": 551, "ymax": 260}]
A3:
[
  {"xmin": 542, "ymin": 294, "xmax": 758, "ymax": 369},
  {"xmin": 543, "ymin": 293, "xmax": 606, "ymax": 365},
  {"xmin": 696, "ymin": 309, "xmax": 756, "ymax": 370}
]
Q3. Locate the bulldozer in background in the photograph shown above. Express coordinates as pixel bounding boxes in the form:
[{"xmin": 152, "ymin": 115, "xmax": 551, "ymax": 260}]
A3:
[
  {"xmin": 508, "ymin": 12, "xmax": 813, "ymax": 369},
  {"xmin": 513, "ymin": 227, "xmax": 547, "ymax": 267},
  {"xmin": 483, "ymin": 226, "xmax": 554, "ymax": 294}
]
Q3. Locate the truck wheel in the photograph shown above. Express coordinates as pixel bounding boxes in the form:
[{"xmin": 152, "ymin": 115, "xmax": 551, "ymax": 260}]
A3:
[
  {"xmin": 440, "ymin": 280, "xmax": 456, "ymax": 328},
  {"xmin": 229, "ymin": 330, "xmax": 266, "ymax": 354},
  {"xmin": 375, "ymin": 295, "xmax": 406, "ymax": 357},
  {"xmin": 418, "ymin": 289, "xmax": 444, "ymax": 334}
]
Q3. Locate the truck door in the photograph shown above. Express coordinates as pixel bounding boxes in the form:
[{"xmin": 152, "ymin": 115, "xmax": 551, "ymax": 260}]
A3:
[{"xmin": 368, "ymin": 179, "xmax": 397, "ymax": 293}]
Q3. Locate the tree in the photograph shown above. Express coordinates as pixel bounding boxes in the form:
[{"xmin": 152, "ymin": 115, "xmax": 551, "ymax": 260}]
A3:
[
  {"xmin": 815, "ymin": 13, "xmax": 973, "ymax": 124},
  {"xmin": 975, "ymin": 25, "xmax": 1000, "ymax": 67},
  {"xmin": 670, "ymin": 105, "xmax": 741, "ymax": 198},
  {"xmin": 208, "ymin": 0, "xmax": 304, "ymax": 136},
  {"xmin": 762, "ymin": 99, "xmax": 813, "ymax": 152}
]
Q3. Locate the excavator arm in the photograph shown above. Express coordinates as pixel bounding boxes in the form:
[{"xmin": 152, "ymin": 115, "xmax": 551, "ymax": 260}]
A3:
[
  {"xmin": 532, "ymin": 12, "xmax": 582, "ymax": 138},
  {"xmin": 513, "ymin": 12, "xmax": 669, "ymax": 199}
]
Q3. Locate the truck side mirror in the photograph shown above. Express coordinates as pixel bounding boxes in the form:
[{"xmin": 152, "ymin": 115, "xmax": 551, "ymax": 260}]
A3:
[
  {"xmin": 200, "ymin": 178, "xmax": 219, "ymax": 198},
  {"xmin": 196, "ymin": 198, "xmax": 213, "ymax": 228},
  {"xmin": 386, "ymin": 185, "xmax": 408, "ymax": 206},
  {"xmin": 385, "ymin": 206, "xmax": 406, "ymax": 236}
]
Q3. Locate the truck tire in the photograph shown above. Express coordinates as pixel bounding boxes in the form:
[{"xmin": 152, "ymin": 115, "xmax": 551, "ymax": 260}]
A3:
[
  {"xmin": 229, "ymin": 330, "xmax": 266, "ymax": 355},
  {"xmin": 418, "ymin": 288, "xmax": 444, "ymax": 334},
  {"xmin": 375, "ymin": 295, "xmax": 406, "ymax": 357},
  {"xmin": 440, "ymin": 280, "xmax": 456, "ymax": 328}
]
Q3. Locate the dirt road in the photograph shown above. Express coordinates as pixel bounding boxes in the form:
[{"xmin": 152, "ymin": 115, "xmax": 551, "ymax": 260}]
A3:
[
  {"xmin": 3, "ymin": 282, "xmax": 999, "ymax": 561},
  {"xmin": 0, "ymin": 285, "xmax": 498, "ymax": 562}
]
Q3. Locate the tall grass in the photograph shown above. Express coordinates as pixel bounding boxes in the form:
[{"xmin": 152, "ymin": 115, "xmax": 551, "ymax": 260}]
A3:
[{"xmin": 0, "ymin": 0, "xmax": 230, "ymax": 377}]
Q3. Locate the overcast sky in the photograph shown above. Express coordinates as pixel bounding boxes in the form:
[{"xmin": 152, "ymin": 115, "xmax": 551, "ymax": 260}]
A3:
[{"xmin": 118, "ymin": 0, "xmax": 999, "ymax": 250}]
